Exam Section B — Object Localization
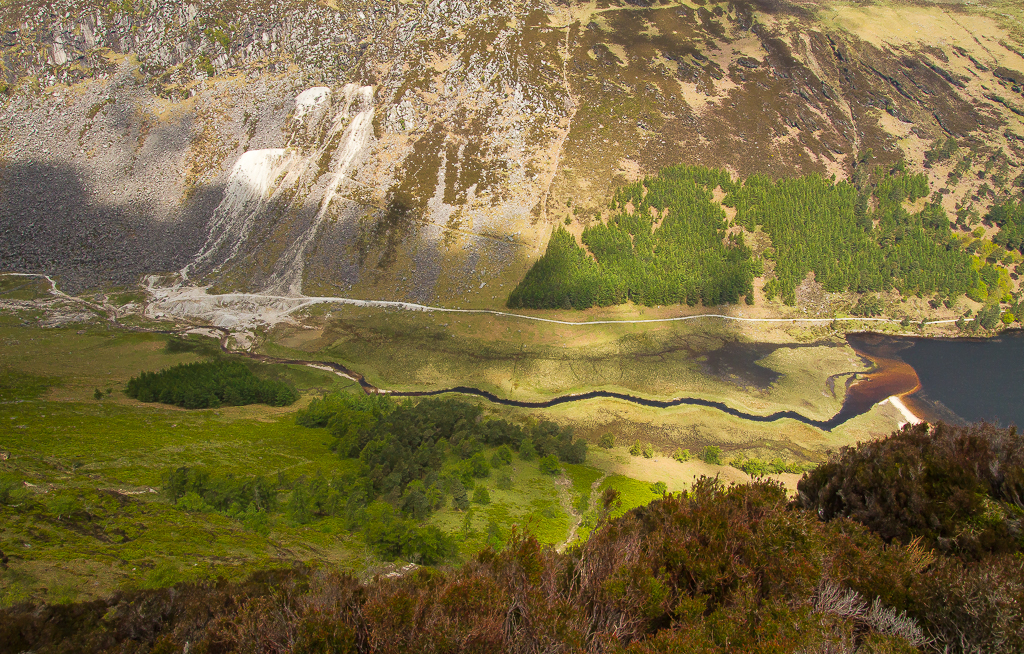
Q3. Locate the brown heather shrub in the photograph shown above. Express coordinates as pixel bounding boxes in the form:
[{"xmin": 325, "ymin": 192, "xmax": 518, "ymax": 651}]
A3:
[
  {"xmin": 4, "ymin": 422, "xmax": 1024, "ymax": 654},
  {"xmin": 797, "ymin": 421, "xmax": 1024, "ymax": 559},
  {"xmin": 910, "ymin": 554, "xmax": 1024, "ymax": 653},
  {"xmin": 0, "ymin": 482, "xmax": 934, "ymax": 654}
]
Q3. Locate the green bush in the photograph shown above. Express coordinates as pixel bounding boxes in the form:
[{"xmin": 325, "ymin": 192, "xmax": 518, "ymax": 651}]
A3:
[
  {"xmin": 672, "ymin": 448, "xmax": 691, "ymax": 462},
  {"xmin": 599, "ymin": 433, "xmax": 615, "ymax": 449},
  {"xmin": 490, "ymin": 445, "xmax": 513, "ymax": 467},
  {"xmin": 851, "ymin": 294, "xmax": 885, "ymax": 317},
  {"xmin": 558, "ymin": 438, "xmax": 588, "ymax": 464},
  {"xmin": 450, "ymin": 481, "xmax": 469, "ymax": 511},
  {"xmin": 362, "ymin": 501, "xmax": 456, "ymax": 564},
  {"xmin": 642, "ymin": 442, "xmax": 654, "ymax": 459},
  {"xmin": 286, "ymin": 487, "xmax": 314, "ymax": 525},
  {"xmin": 468, "ymin": 453, "xmax": 491, "ymax": 478},
  {"xmin": 629, "ymin": 439, "xmax": 642, "ymax": 457},
  {"xmin": 732, "ymin": 456, "xmax": 806, "ymax": 476},
  {"xmin": 519, "ymin": 438, "xmax": 537, "ymax": 461},
  {"xmin": 45, "ymin": 494, "xmax": 80, "ymax": 520},
  {"xmin": 176, "ymin": 491, "xmax": 214, "ymax": 513},
  {"xmin": 472, "ymin": 486, "xmax": 491, "ymax": 505},
  {"xmin": 699, "ymin": 446, "xmax": 722, "ymax": 465},
  {"xmin": 539, "ymin": 455, "xmax": 561, "ymax": 475},
  {"xmin": 241, "ymin": 504, "xmax": 269, "ymax": 536}
]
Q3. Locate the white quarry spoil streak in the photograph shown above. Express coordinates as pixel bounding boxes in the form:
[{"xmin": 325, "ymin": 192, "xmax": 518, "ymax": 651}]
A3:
[
  {"xmin": 147, "ymin": 284, "xmax": 310, "ymax": 331},
  {"xmin": 182, "ymin": 148, "xmax": 292, "ymax": 280},
  {"xmin": 294, "ymin": 86, "xmax": 329, "ymax": 123},
  {"xmin": 293, "ymin": 86, "xmax": 330, "ymax": 123},
  {"xmin": 268, "ymin": 84, "xmax": 374, "ymax": 296}
]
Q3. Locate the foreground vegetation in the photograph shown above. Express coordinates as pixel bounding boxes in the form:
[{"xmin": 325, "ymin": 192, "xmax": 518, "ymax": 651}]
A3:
[
  {"xmin": 0, "ymin": 321, "xmax": 655, "ymax": 608},
  {"xmin": 3, "ymin": 421, "xmax": 1022, "ymax": 653},
  {"xmin": 3, "ymin": 285, "xmax": 1022, "ymax": 652}
]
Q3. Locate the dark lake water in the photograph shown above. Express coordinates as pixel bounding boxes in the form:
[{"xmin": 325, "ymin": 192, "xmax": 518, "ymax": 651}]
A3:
[{"xmin": 848, "ymin": 330, "xmax": 1024, "ymax": 429}]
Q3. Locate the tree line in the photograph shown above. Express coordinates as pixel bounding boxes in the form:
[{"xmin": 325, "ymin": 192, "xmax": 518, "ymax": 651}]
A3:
[
  {"xmin": 728, "ymin": 170, "xmax": 976, "ymax": 304},
  {"xmin": 509, "ymin": 165, "xmax": 982, "ymax": 309},
  {"xmin": 125, "ymin": 359, "xmax": 298, "ymax": 409},
  {"xmin": 509, "ymin": 165, "xmax": 757, "ymax": 309}
]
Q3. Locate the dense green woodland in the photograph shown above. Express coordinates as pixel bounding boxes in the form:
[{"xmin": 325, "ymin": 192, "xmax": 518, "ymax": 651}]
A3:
[
  {"xmin": 160, "ymin": 396, "xmax": 588, "ymax": 564},
  {"xmin": 4, "ymin": 421, "xmax": 1022, "ymax": 653},
  {"xmin": 124, "ymin": 359, "xmax": 298, "ymax": 409},
  {"xmin": 509, "ymin": 165, "xmax": 983, "ymax": 309},
  {"xmin": 988, "ymin": 200, "xmax": 1024, "ymax": 254}
]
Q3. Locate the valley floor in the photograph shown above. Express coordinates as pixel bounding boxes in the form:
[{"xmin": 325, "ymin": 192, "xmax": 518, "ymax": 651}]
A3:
[{"xmin": 0, "ymin": 272, "xmax": 970, "ymax": 606}]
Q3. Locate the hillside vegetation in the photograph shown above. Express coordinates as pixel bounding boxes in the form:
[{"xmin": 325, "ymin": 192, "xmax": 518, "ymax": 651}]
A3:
[
  {"xmin": 3, "ymin": 422, "xmax": 1022, "ymax": 654},
  {"xmin": 509, "ymin": 165, "xmax": 986, "ymax": 310},
  {"xmin": 2, "ymin": 0, "xmax": 1024, "ymax": 301},
  {"xmin": 125, "ymin": 359, "xmax": 299, "ymax": 408},
  {"xmin": 798, "ymin": 421, "xmax": 1024, "ymax": 560}
]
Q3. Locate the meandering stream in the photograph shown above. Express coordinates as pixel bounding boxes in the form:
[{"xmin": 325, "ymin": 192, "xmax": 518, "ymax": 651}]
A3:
[
  {"xmin": 10, "ymin": 274, "xmax": 1019, "ymax": 430},
  {"xmin": 229, "ymin": 330, "xmax": 1024, "ymax": 430},
  {"xmin": 224, "ymin": 336, "xmax": 923, "ymax": 431}
]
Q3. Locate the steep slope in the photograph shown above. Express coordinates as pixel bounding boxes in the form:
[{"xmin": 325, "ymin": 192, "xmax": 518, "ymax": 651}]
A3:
[{"xmin": 0, "ymin": 0, "xmax": 1022, "ymax": 304}]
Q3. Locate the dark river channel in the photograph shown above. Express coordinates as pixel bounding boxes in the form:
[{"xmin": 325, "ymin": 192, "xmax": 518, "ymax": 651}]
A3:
[
  {"xmin": 848, "ymin": 330, "xmax": 1024, "ymax": 429},
  {"xmin": 226, "ymin": 329, "xmax": 1023, "ymax": 431}
]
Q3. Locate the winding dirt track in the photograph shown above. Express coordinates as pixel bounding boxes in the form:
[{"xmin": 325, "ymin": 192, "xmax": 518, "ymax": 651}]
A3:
[{"xmin": 157, "ymin": 287, "xmax": 961, "ymax": 327}]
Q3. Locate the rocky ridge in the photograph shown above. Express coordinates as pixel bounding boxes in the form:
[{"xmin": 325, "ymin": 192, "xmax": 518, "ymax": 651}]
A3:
[{"xmin": 0, "ymin": 0, "xmax": 1022, "ymax": 305}]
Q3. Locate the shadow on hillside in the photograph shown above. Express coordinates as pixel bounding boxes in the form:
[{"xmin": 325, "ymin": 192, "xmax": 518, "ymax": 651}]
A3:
[{"xmin": 0, "ymin": 160, "xmax": 220, "ymax": 293}]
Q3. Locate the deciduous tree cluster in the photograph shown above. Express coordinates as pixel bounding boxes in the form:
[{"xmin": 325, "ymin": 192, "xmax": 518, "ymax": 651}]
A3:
[{"xmin": 290, "ymin": 396, "xmax": 587, "ymax": 559}]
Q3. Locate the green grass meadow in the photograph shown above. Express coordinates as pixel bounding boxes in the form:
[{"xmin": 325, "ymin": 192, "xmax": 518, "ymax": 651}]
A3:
[
  {"xmin": 0, "ymin": 318, "xmax": 598, "ymax": 606},
  {"xmin": 0, "ymin": 286, "xmax": 848, "ymax": 609}
]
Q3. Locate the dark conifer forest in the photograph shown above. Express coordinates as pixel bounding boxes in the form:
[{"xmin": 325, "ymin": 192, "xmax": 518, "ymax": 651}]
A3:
[
  {"xmin": 508, "ymin": 166, "xmax": 981, "ymax": 309},
  {"xmin": 124, "ymin": 360, "xmax": 299, "ymax": 408}
]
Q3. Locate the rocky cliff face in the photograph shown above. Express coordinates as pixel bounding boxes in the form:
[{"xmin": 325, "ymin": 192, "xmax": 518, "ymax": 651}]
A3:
[{"xmin": 1, "ymin": 0, "xmax": 1022, "ymax": 302}]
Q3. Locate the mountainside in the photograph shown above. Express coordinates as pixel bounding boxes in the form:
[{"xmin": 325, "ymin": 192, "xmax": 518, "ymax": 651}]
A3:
[{"xmin": 1, "ymin": 0, "xmax": 1023, "ymax": 303}]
